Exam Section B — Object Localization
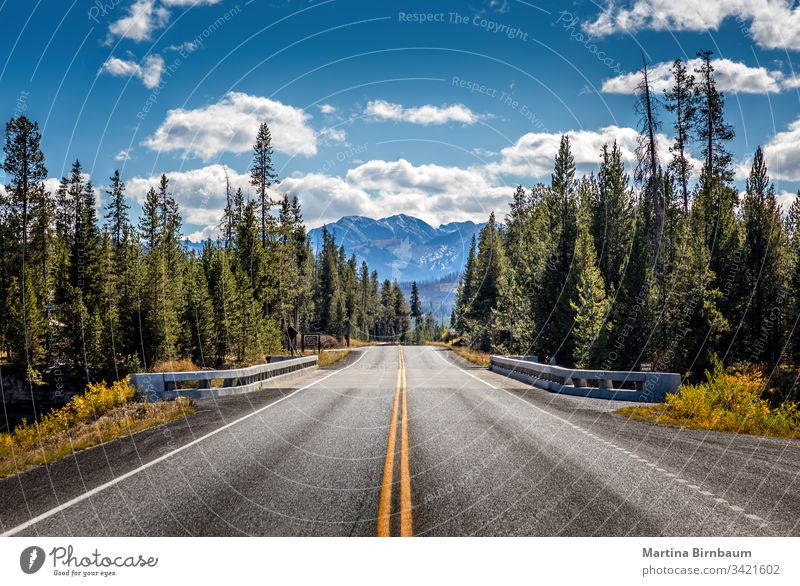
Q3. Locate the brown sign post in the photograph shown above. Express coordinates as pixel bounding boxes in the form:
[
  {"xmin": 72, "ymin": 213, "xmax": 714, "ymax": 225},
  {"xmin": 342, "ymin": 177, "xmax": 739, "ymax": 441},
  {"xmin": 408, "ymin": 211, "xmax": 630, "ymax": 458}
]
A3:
[{"xmin": 304, "ymin": 334, "xmax": 320, "ymax": 353}]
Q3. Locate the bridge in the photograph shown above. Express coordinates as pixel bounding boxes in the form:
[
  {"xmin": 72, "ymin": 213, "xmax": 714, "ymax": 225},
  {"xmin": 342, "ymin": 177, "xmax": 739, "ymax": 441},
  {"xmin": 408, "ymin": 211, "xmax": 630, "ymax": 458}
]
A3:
[{"xmin": 1, "ymin": 345, "xmax": 797, "ymax": 536}]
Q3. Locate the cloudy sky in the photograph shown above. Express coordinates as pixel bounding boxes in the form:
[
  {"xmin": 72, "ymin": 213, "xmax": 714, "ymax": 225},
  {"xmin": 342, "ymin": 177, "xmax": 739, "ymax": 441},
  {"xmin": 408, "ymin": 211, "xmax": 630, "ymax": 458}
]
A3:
[{"xmin": 2, "ymin": 0, "xmax": 800, "ymax": 240}]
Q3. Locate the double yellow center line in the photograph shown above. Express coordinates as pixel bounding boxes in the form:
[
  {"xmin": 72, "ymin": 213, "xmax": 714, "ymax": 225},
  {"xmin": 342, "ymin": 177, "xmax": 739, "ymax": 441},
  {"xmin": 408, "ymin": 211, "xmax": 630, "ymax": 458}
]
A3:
[{"xmin": 377, "ymin": 347, "xmax": 413, "ymax": 536}]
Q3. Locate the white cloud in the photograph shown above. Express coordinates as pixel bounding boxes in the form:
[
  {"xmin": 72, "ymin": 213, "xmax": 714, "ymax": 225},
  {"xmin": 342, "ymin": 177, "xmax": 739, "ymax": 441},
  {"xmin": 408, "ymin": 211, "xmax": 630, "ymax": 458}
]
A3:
[
  {"xmin": 319, "ymin": 127, "xmax": 347, "ymax": 144},
  {"xmin": 343, "ymin": 159, "xmax": 510, "ymax": 224},
  {"xmin": 276, "ymin": 174, "xmax": 381, "ymax": 227},
  {"xmin": 488, "ymin": 126, "xmax": 635, "ymax": 177},
  {"xmin": 781, "ymin": 74, "xmax": 800, "ymax": 89},
  {"xmin": 777, "ymin": 190, "xmax": 798, "ymax": 211},
  {"xmin": 165, "ymin": 41, "xmax": 201, "ymax": 54},
  {"xmin": 143, "ymin": 91, "xmax": 318, "ymax": 159},
  {"xmin": 277, "ymin": 160, "xmax": 511, "ymax": 228},
  {"xmin": 161, "ymin": 0, "xmax": 221, "ymax": 4},
  {"xmin": 318, "ymin": 103, "xmax": 337, "ymax": 115},
  {"xmin": 108, "ymin": 0, "xmax": 169, "ymax": 42},
  {"xmin": 99, "ymin": 54, "xmax": 164, "ymax": 89},
  {"xmin": 602, "ymin": 58, "xmax": 783, "ymax": 94},
  {"xmin": 364, "ymin": 99, "xmax": 479, "ymax": 125},
  {"xmin": 126, "ymin": 157, "xmax": 515, "ymax": 240},
  {"xmin": 761, "ymin": 117, "xmax": 800, "ymax": 181},
  {"xmin": 127, "ymin": 164, "xmax": 250, "ymax": 239},
  {"xmin": 108, "ymin": 0, "xmax": 222, "ymax": 43},
  {"xmin": 584, "ymin": 0, "xmax": 800, "ymax": 51},
  {"xmin": 486, "ymin": 125, "xmax": 701, "ymax": 179},
  {"xmin": 115, "ymin": 148, "xmax": 133, "ymax": 161}
]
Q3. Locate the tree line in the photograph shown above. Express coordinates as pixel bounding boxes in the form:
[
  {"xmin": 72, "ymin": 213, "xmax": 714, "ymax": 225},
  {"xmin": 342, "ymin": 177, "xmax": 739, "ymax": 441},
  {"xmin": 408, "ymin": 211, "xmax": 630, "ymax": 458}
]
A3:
[
  {"xmin": 453, "ymin": 51, "xmax": 798, "ymax": 393},
  {"xmin": 0, "ymin": 119, "xmax": 413, "ymax": 388}
]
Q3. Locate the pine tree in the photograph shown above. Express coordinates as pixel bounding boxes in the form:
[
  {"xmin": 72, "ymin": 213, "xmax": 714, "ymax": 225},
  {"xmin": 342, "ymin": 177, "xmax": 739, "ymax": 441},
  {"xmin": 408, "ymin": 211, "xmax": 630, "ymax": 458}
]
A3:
[
  {"xmin": 593, "ymin": 142, "xmax": 633, "ymax": 293},
  {"xmin": 536, "ymin": 135, "xmax": 578, "ymax": 363},
  {"xmin": 501, "ymin": 184, "xmax": 549, "ymax": 353},
  {"xmin": 785, "ymin": 194, "xmax": 800, "ymax": 364},
  {"xmin": 410, "ymin": 281, "xmax": 422, "ymax": 321},
  {"xmin": 570, "ymin": 221, "xmax": 610, "ymax": 368},
  {"xmin": 467, "ymin": 212, "xmax": 510, "ymax": 351},
  {"xmin": 78, "ymin": 177, "xmax": 103, "ymax": 305},
  {"xmin": 2, "ymin": 116, "xmax": 47, "ymax": 367},
  {"xmin": 453, "ymin": 235, "xmax": 477, "ymax": 334},
  {"xmin": 606, "ymin": 204, "xmax": 653, "ymax": 370},
  {"xmin": 693, "ymin": 50, "xmax": 740, "ymax": 334},
  {"xmin": 658, "ymin": 212, "xmax": 727, "ymax": 376},
  {"xmin": 664, "ymin": 58, "xmax": 697, "ymax": 213},
  {"xmin": 3, "ymin": 116, "xmax": 47, "ymax": 263},
  {"xmin": 139, "ymin": 187, "xmax": 160, "ymax": 251},
  {"xmin": 314, "ymin": 226, "xmax": 340, "ymax": 333},
  {"xmin": 28, "ymin": 183, "xmax": 55, "ymax": 340},
  {"xmin": 250, "ymin": 122, "xmax": 278, "ymax": 246},
  {"xmin": 115, "ymin": 225, "xmax": 144, "ymax": 364},
  {"xmin": 6, "ymin": 266, "xmax": 47, "ymax": 366},
  {"xmin": 391, "ymin": 281, "xmax": 411, "ymax": 343},
  {"xmin": 180, "ymin": 256, "xmax": 217, "ymax": 366},
  {"xmin": 233, "ymin": 187, "xmax": 245, "ymax": 225},
  {"xmin": 741, "ymin": 147, "xmax": 785, "ymax": 363},
  {"xmin": 105, "ymin": 170, "xmax": 129, "ymax": 252},
  {"xmin": 357, "ymin": 261, "xmax": 371, "ymax": 339},
  {"xmin": 234, "ymin": 200, "xmax": 264, "ymax": 292},
  {"xmin": 635, "ymin": 55, "xmax": 666, "ymax": 263},
  {"xmin": 208, "ymin": 247, "xmax": 239, "ymax": 366},
  {"xmin": 695, "ymin": 50, "xmax": 735, "ymax": 185},
  {"xmin": 221, "ymin": 170, "xmax": 234, "ymax": 247}
]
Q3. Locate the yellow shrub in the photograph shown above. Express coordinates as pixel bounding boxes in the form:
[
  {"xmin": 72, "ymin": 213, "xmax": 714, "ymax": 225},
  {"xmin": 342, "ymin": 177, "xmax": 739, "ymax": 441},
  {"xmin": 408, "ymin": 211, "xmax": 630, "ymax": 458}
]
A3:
[
  {"xmin": 0, "ymin": 380, "xmax": 194, "ymax": 477},
  {"xmin": 11, "ymin": 379, "xmax": 136, "ymax": 448},
  {"xmin": 0, "ymin": 433, "xmax": 13, "ymax": 457},
  {"xmin": 620, "ymin": 366, "xmax": 800, "ymax": 438}
]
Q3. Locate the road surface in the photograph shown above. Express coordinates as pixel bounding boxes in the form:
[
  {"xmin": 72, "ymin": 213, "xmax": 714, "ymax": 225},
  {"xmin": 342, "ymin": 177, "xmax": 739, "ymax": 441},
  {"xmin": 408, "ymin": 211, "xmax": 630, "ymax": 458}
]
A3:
[{"xmin": 1, "ymin": 345, "xmax": 798, "ymax": 536}]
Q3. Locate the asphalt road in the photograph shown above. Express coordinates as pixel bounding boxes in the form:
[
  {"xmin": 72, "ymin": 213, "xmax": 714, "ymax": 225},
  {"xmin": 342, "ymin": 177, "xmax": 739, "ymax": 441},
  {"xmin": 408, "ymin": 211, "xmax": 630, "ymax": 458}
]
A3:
[{"xmin": 1, "ymin": 345, "xmax": 798, "ymax": 536}]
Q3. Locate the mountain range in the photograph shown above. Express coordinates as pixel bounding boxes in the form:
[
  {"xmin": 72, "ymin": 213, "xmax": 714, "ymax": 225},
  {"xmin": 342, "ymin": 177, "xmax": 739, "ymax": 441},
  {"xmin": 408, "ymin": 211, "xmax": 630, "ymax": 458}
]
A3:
[{"xmin": 308, "ymin": 214, "xmax": 484, "ymax": 284}]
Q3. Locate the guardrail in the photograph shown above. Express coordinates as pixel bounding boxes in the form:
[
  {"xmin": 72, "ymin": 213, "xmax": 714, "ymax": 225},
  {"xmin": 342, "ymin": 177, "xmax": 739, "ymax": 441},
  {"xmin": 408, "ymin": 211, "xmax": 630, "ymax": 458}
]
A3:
[
  {"xmin": 131, "ymin": 355, "xmax": 318, "ymax": 401},
  {"xmin": 489, "ymin": 356, "xmax": 680, "ymax": 403}
]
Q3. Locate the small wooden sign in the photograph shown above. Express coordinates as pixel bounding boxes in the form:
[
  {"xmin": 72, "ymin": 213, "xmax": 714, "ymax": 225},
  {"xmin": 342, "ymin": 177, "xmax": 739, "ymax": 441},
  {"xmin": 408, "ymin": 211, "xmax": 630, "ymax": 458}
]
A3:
[{"xmin": 303, "ymin": 334, "xmax": 320, "ymax": 348}]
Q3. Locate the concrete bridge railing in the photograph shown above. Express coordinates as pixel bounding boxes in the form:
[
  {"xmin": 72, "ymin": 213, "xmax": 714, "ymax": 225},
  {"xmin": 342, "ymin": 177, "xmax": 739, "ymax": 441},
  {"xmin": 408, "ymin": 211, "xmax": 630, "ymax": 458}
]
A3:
[
  {"xmin": 131, "ymin": 355, "xmax": 318, "ymax": 401},
  {"xmin": 489, "ymin": 356, "xmax": 680, "ymax": 403}
]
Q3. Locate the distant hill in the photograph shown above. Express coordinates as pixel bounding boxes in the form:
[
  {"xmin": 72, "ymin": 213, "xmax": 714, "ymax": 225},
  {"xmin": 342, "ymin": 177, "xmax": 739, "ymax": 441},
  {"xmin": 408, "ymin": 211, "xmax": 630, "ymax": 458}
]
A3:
[{"xmin": 308, "ymin": 214, "xmax": 483, "ymax": 284}]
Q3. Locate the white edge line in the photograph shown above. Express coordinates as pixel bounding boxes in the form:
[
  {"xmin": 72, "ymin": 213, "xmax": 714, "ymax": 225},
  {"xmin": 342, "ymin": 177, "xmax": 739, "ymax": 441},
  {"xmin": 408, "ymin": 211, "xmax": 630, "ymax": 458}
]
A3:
[
  {"xmin": 434, "ymin": 349, "xmax": 771, "ymax": 531},
  {"xmin": 432, "ymin": 348, "xmax": 576, "ymax": 428},
  {"xmin": 2, "ymin": 349, "xmax": 371, "ymax": 537}
]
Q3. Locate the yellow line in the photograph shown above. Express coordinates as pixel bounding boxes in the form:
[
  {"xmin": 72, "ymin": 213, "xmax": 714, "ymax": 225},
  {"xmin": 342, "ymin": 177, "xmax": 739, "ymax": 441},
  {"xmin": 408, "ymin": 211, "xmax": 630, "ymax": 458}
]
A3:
[
  {"xmin": 399, "ymin": 349, "xmax": 413, "ymax": 536},
  {"xmin": 377, "ymin": 348, "xmax": 402, "ymax": 537}
]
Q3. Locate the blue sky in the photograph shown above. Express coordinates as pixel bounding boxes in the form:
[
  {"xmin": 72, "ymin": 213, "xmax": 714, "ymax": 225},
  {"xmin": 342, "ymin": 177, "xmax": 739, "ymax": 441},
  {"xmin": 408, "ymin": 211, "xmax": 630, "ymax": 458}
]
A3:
[{"xmin": 2, "ymin": 0, "xmax": 800, "ymax": 239}]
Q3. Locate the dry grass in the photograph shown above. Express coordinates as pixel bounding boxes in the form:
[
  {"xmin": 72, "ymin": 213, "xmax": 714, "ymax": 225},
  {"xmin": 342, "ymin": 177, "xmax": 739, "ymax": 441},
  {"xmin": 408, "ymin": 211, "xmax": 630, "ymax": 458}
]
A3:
[
  {"xmin": 616, "ymin": 367, "xmax": 800, "ymax": 440},
  {"xmin": 317, "ymin": 349, "xmax": 351, "ymax": 367},
  {"xmin": 0, "ymin": 379, "xmax": 195, "ymax": 478},
  {"xmin": 149, "ymin": 358, "xmax": 200, "ymax": 373},
  {"xmin": 348, "ymin": 339, "xmax": 377, "ymax": 348},
  {"xmin": 427, "ymin": 342, "xmax": 491, "ymax": 367}
]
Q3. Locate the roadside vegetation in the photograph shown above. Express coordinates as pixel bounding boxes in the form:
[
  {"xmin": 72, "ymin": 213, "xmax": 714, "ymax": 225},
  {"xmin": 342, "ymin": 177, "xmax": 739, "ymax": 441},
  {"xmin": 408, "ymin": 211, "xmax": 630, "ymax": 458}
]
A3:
[
  {"xmin": 0, "ymin": 379, "xmax": 194, "ymax": 478},
  {"xmin": 316, "ymin": 349, "xmax": 351, "ymax": 367},
  {"xmin": 616, "ymin": 367, "xmax": 800, "ymax": 439},
  {"xmin": 149, "ymin": 358, "xmax": 200, "ymax": 373},
  {"xmin": 428, "ymin": 341, "xmax": 490, "ymax": 367}
]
